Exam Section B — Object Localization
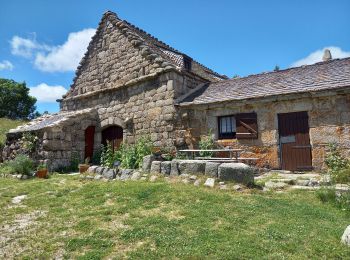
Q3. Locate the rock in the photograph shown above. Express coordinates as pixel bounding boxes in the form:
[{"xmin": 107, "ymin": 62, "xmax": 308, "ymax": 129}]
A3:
[
  {"xmin": 220, "ymin": 185, "xmax": 228, "ymax": 190},
  {"xmin": 95, "ymin": 166, "xmax": 104, "ymax": 175},
  {"xmin": 182, "ymin": 178, "xmax": 190, "ymax": 184},
  {"xmin": 194, "ymin": 180, "xmax": 201, "ymax": 186},
  {"xmin": 180, "ymin": 173, "xmax": 190, "ymax": 178},
  {"xmin": 94, "ymin": 175, "xmax": 102, "ymax": 180},
  {"xmin": 142, "ymin": 155, "xmax": 155, "ymax": 172},
  {"xmin": 341, "ymin": 225, "xmax": 350, "ymax": 246},
  {"xmin": 160, "ymin": 161, "xmax": 171, "ymax": 175},
  {"xmin": 170, "ymin": 160, "xmax": 179, "ymax": 176},
  {"xmin": 204, "ymin": 178, "xmax": 215, "ymax": 188},
  {"xmin": 16, "ymin": 174, "xmax": 23, "ymax": 179},
  {"xmin": 21, "ymin": 175, "xmax": 29, "ymax": 180},
  {"xmin": 178, "ymin": 160, "xmax": 206, "ymax": 175},
  {"xmin": 12, "ymin": 195, "xmax": 27, "ymax": 204},
  {"xmin": 289, "ymin": 185, "xmax": 320, "ymax": 190},
  {"xmin": 149, "ymin": 175, "xmax": 158, "ymax": 182},
  {"xmin": 218, "ymin": 163, "xmax": 254, "ymax": 184},
  {"xmin": 265, "ymin": 181, "xmax": 288, "ymax": 189},
  {"xmin": 219, "ymin": 181, "xmax": 225, "ymax": 185},
  {"xmin": 296, "ymin": 179, "xmax": 310, "ymax": 186},
  {"xmin": 205, "ymin": 162, "xmax": 220, "ymax": 177},
  {"xmin": 233, "ymin": 184, "xmax": 242, "ymax": 191},
  {"xmin": 150, "ymin": 161, "xmax": 161, "ymax": 174},
  {"xmin": 140, "ymin": 177, "xmax": 147, "ymax": 181},
  {"xmin": 131, "ymin": 171, "xmax": 141, "ymax": 180},
  {"xmin": 189, "ymin": 175, "xmax": 197, "ymax": 181},
  {"xmin": 335, "ymin": 184, "xmax": 350, "ymax": 193},
  {"xmin": 120, "ymin": 169, "xmax": 133, "ymax": 180},
  {"xmin": 308, "ymin": 178, "xmax": 320, "ymax": 187},
  {"xmin": 102, "ymin": 169, "xmax": 116, "ymax": 179},
  {"xmin": 87, "ymin": 165, "xmax": 99, "ymax": 173}
]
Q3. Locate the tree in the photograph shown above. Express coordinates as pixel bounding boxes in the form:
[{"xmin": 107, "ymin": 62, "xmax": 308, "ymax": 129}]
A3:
[
  {"xmin": 274, "ymin": 65, "xmax": 280, "ymax": 71},
  {"xmin": 0, "ymin": 78, "xmax": 37, "ymax": 119}
]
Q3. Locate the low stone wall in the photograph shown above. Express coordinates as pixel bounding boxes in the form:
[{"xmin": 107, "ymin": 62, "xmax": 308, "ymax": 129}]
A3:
[{"xmin": 143, "ymin": 156, "xmax": 254, "ymax": 184}]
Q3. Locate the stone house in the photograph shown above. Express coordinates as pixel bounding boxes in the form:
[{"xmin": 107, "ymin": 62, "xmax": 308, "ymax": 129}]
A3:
[{"xmin": 3, "ymin": 11, "xmax": 350, "ymax": 171}]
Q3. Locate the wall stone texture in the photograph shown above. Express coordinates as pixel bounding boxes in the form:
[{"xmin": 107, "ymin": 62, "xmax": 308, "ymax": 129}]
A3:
[{"xmin": 181, "ymin": 92, "xmax": 350, "ymax": 170}]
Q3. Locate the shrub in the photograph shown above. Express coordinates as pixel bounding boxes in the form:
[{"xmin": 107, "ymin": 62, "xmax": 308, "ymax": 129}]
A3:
[
  {"xmin": 317, "ymin": 187, "xmax": 350, "ymax": 212},
  {"xmin": 325, "ymin": 143, "xmax": 350, "ymax": 184},
  {"xmin": 0, "ymin": 154, "xmax": 34, "ymax": 175},
  {"xmin": 199, "ymin": 130, "xmax": 215, "ymax": 157},
  {"xmin": 100, "ymin": 144, "xmax": 115, "ymax": 168},
  {"xmin": 21, "ymin": 132, "xmax": 39, "ymax": 153},
  {"xmin": 101, "ymin": 136, "xmax": 152, "ymax": 169}
]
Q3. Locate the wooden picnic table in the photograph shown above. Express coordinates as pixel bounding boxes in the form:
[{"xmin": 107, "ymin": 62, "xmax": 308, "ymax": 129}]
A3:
[{"xmin": 178, "ymin": 149, "xmax": 244, "ymax": 160}]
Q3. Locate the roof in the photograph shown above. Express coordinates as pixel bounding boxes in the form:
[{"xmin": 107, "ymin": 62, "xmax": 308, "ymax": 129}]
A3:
[
  {"xmin": 178, "ymin": 57, "xmax": 350, "ymax": 106},
  {"xmin": 121, "ymin": 16, "xmax": 228, "ymax": 81},
  {"xmin": 8, "ymin": 109, "xmax": 94, "ymax": 133},
  {"xmin": 67, "ymin": 11, "xmax": 227, "ymax": 95}
]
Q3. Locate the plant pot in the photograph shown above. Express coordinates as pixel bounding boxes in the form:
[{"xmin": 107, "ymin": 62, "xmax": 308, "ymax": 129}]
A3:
[
  {"xmin": 36, "ymin": 169, "xmax": 48, "ymax": 178},
  {"xmin": 79, "ymin": 164, "xmax": 90, "ymax": 173}
]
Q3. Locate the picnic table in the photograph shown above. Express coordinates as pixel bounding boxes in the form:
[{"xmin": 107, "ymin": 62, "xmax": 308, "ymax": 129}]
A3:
[{"xmin": 178, "ymin": 149, "xmax": 243, "ymax": 161}]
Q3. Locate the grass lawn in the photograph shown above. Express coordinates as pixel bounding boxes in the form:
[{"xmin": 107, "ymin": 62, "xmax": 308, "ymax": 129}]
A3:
[
  {"xmin": 0, "ymin": 117, "xmax": 26, "ymax": 145},
  {"xmin": 0, "ymin": 175, "xmax": 349, "ymax": 259}
]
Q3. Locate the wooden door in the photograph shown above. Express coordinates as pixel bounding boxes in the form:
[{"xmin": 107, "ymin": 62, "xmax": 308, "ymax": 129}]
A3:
[
  {"xmin": 102, "ymin": 126, "xmax": 123, "ymax": 152},
  {"xmin": 278, "ymin": 112, "xmax": 312, "ymax": 171},
  {"xmin": 85, "ymin": 126, "xmax": 95, "ymax": 161}
]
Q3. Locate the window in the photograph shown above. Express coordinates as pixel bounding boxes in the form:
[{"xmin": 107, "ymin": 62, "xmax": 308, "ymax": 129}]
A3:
[
  {"xmin": 218, "ymin": 113, "xmax": 258, "ymax": 140},
  {"xmin": 218, "ymin": 115, "xmax": 236, "ymax": 139}
]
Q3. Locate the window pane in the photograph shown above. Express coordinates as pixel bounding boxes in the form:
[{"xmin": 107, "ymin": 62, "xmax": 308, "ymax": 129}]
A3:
[
  {"xmin": 221, "ymin": 117, "xmax": 227, "ymax": 133},
  {"xmin": 231, "ymin": 116, "xmax": 236, "ymax": 132}
]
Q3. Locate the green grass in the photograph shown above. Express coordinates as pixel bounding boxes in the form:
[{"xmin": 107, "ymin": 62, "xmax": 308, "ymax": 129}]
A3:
[
  {"xmin": 0, "ymin": 175, "xmax": 349, "ymax": 259},
  {"xmin": 0, "ymin": 117, "xmax": 26, "ymax": 145}
]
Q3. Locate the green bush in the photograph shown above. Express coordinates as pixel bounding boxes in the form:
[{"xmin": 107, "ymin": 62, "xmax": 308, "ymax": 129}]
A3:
[
  {"xmin": 100, "ymin": 144, "xmax": 115, "ymax": 168},
  {"xmin": 317, "ymin": 187, "xmax": 350, "ymax": 212},
  {"xmin": 101, "ymin": 136, "xmax": 152, "ymax": 169},
  {"xmin": 0, "ymin": 154, "xmax": 34, "ymax": 175},
  {"xmin": 325, "ymin": 143, "xmax": 350, "ymax": 184},
  {"xmin": 199, "ymin": 130, "xmax": 215, "ymax": 157}
]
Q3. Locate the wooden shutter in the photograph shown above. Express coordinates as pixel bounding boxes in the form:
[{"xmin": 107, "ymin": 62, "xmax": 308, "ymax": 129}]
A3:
[{"xmin": 236, "ymin": 113, "xmax": 258, "ymax": 139}]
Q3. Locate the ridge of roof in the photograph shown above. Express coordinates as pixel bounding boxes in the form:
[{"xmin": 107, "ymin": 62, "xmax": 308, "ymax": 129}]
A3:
[{"xmin": 221, "ymin": 57, "xmax": 350, "ymax": 84}]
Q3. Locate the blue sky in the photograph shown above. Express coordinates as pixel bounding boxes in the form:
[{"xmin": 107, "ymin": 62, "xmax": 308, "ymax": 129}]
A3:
[{"xmin": 0, "ymin": 0, "xmax": 349, "ymax": 113}]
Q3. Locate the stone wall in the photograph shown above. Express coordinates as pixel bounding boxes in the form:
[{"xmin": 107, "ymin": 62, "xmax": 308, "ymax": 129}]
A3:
[
  {"xmin": 181, "ymin": 92, "xmax": 350, "ymax": 170},
  {"xmin": 61, "ymin": 71, "xmax": 204, "ymax": 150}
]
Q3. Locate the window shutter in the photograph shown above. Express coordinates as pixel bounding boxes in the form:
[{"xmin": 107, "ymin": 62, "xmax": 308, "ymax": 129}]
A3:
[{"xmin": 236, "ymin": 113, "xmax": 258, "ymax": 139}]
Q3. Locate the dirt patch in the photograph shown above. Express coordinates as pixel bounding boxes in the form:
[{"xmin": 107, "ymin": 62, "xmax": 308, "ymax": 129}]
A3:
[{"xmin": 0, "ymin": 210, "xmax": 46, "ymax": 258}]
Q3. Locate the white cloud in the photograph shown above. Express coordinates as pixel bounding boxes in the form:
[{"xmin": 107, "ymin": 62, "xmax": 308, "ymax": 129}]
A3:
[
  {"xmin": 291, "ymin": 46, "xmax": 350, "ymax": 67},
  {"xmin": 10, "ymin": 28, "xmax": 95, "ymax": 72},
  {"xmin": 29, "ymin": 83, "xmax": 67, "ymax": 102},
  {"xmin": 10, "ymin": 35, "xmax": 51, "ymax": 58},
  {"xmin": 34, "ymin": 28, "xmax": 95, "ymax": 72},
  {"xmin": 0, "ymin": 60, "xmax": 14, "ymax": 71}
]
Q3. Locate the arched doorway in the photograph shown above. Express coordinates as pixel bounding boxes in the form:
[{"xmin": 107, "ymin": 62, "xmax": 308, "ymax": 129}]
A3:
[
  {"xmin": 101, "ymin": 125, "xmax": 123, "ymax": 151},
  {"xmin": 85, "ymin": 126, "xmax": 95, "ymax": 161}
]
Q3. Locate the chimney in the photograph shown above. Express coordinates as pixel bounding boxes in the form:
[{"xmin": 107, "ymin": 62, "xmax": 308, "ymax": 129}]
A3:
[{"xmin": 322, "ymin": 49, "xmax": 332, "ymax": 62}]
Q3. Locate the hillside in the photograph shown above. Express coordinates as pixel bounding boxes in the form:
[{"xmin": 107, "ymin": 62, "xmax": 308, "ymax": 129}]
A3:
[{"xmin": 0, "ymin": 118, "xmax": 26, "ymax": 146}]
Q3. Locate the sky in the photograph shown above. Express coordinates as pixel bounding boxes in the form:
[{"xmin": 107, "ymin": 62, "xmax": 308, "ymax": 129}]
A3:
[{"xmin": 0, "ymin": 0, "xmax": 349, "ymax": 113}]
